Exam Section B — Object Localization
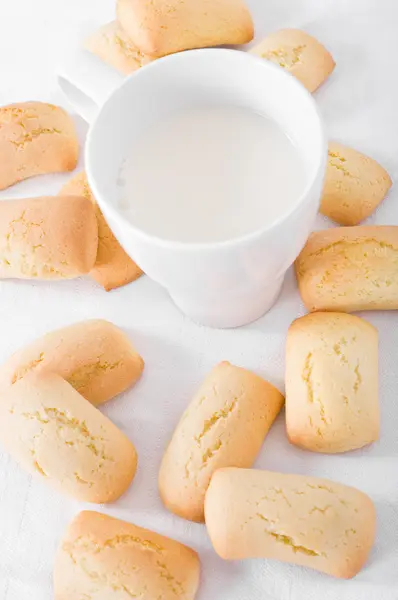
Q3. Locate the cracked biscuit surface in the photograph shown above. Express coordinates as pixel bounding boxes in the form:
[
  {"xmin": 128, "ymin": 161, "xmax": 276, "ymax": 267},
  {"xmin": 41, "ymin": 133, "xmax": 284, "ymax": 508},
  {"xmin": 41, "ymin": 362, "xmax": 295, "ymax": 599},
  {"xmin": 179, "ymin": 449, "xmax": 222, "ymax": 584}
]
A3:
[
  {"xmin": 250, "ymin": 29, "xmax": 335, "ymax": 93},
  {"xmin": 0, "ymin": 102, "xmax": 78, "ymax": 190},
  {"xmin": 54, "ymin": 510, "xmax": 200, "ymax": 599},
  {"xmin": 0, "ymin": 374, "xmax": 137, "ymax": 502},
  {"xmin": 286, "ymin": 312, "xmax": 379, "ymax": 453},
  {"xmin": 60, "ymin": 171, "xmax": 143, "ymax": 290},
  {"xmin": 205, "ymin": 468, "xmax": 375, "ymax": 579},
  {"xmin": 159, "ymin": 361, "xmax": 284, "ymax": 522},
  {"xmin": 321, "ymin": 142, "xmax": 392, "ymax": 225},
  {"xmin": 0, "ymin": 319, "xmax": 144, "ymax": 406},
  {"xmin": 116, "ymin": 0, "xmax": 254, "ymax": 58},
  {"xmin": 0, "ymin": 195, "xmax": 98, "ymax": 280},
  {"xmin": 85, "ymin": 21, "xmax": 153, "ymax": 75},
  {"xmin": 295, "ymin": 225, "xmax": 398, "ymax": 312}
]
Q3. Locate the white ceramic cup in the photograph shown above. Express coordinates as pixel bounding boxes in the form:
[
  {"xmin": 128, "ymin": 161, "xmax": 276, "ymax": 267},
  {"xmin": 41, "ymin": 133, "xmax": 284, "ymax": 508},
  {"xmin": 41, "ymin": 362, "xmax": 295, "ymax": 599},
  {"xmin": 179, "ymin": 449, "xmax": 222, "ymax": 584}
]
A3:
[{"xmin": 58, "ymin": 47, "xmax": 326, "ymax": 328}]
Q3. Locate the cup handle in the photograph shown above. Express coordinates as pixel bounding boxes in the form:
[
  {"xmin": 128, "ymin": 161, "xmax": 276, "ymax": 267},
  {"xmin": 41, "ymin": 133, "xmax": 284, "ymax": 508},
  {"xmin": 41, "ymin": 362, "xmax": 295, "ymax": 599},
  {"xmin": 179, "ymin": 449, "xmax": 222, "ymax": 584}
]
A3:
[{"xmin": 57, "ymin": 48, "xmax": 124, "ymax": 123}]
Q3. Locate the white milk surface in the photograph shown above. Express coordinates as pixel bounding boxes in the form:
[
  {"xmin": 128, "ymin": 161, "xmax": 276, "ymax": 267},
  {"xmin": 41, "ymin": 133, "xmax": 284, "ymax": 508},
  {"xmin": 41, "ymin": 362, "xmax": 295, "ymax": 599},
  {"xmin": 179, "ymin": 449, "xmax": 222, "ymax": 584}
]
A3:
[{"xmin": 118, "ymin": 105, "xmax": 307, "ymax": 243}]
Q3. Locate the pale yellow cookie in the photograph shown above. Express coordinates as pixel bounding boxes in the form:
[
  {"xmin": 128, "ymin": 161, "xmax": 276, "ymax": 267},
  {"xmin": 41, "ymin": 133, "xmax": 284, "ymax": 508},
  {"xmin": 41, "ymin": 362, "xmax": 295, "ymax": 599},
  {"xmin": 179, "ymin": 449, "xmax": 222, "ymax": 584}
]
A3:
[
  {"xmin": 117, "ymin": 0, "xmax": 254, "ymax": 58},
  {"xmin": 60, "ymin": 171, "xmax": 143, "ymax": 291},
  {"xmin": 0, "ymin": 195, "xmax": 97, "ymax": 280},
  {"xmin": 0, "ymin": 102, "xmax": 78, "ymax": 190},
  {"xmin": 159, "ymin": 361, "xmax": 284, "ymax": 522},
  {"xmin": 54, "ymin": 511, "xmax": 201, "ymax": 599},
  {"xmin": 295, "ymin": 225, "xmax": 398, "ymax": 312},
  {"xmin": 0, "ymin": 319, "xmax": 144, "ymax": 406},
  {"xmin": 285, "ymin": 312, "xmax": 379, "ymax": 453},
  {"xmin": 85, "ymin": 21, "xmax": 153, "ymax": 75},
  {"xmin": 250, "ymin": 29, "xmax": 335, "ymax": 93},
  {"xmin": 0, "ymin": 374, "xmax": 137, "ymax": 502},
  {"xmin": 320, "ymin": 142, "xmax": 392, "ymax": 225},
  {"xmin": 205, "ymin": 468, "xmax": 376, "ymax": 579}
]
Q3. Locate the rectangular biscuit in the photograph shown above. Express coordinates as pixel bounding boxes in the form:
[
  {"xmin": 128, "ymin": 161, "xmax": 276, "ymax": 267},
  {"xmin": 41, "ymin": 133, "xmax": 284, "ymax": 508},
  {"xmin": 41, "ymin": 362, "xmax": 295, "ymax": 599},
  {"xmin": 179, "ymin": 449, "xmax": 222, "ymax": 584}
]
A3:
[
  {"xmin": 0, "ymin": 319, "xmax": 144, "ymax": 406},
  {"xmin": 205, "ymin": 468, "xmax": 376, "ymax": 579},
  {"xmin": 0, "ymin": 102, "xmax": 78, "ymax": 190},
  {"xmin": 286, "ymin": 312, "xmax": 379, "ymax": 453},
  {"xmin": 85, "ymin": 21, "xmax": 153, "ymax": 75},
  {"xmin": 159, "ymin": 361, "xmax": 284, "ymax": 522},
  {"xmin": 250, "ymin": 29, "xmax": 335, "ymax": 93},
  {"xmin": 0, "ymin": 195, "xmax": 98, "ymax": 280},
  {"xmin": 320, "ymin": 142, "xmax": 392, "ymax": 226},
  {"xmin": 295, "ymin": 226, "xmax": 398, "ymax": 312},
  {"xmin": 116, "ymin": 0, "xmax": 254, "ymax": 58},
  {"xmin": 60, "ymin": 171, "xmax": 143, "ymax": 291},
  {"xmin": 54, "ymin": 511, "xmax": 200, "ymax": 599},
  {"xmin": 0, "ymin": 374, "xmax": 137, "ymax": 502}
]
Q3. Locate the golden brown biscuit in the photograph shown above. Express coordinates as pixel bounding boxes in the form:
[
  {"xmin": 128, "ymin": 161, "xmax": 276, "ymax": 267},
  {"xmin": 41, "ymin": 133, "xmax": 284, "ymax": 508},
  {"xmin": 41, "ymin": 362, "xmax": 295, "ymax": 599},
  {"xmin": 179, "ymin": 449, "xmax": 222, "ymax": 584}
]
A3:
[
  {"xmin": 250, "ymin": 29, "xmax": 335, "ymax": 93},
  {"xmin": 0, "ymin": 195, "xmax": 98, "ymax": 280},
  {"xmin": 0, "ymin": 374, "xmax": 137, "ymax": 502},
  {"xmin": 159, "ymin": 361, "xmax": 284, "ymax": 522},
  {"xmin": 54, "ymin": 511, "xmax": 201, "ymax": 599},
  {"xmin": 205, "ymin": 468, "xmax": 376, "ymax": 579},
  {"xmin": 117, "ymin": 0, "xmax": 254, "ymax": 58},
  {"xmin": 295, "ymin": 226, "xmax": 398, "ymax": 312},
  {"xmin": 286, "ymin": 312, "xmax": 379, "ymax": 453},
  {"xmin": 320, "ymin": 142, "xmax": 392, "ymax": 225},
  {"xmin": 0, "ymin": 319, "xmax": 144, "ymax": 406},
  {"xmin": 85, "ymin": 21, "xmax": 153, "ymax": 75},
  {"xmin": 60, "ymin": 171, "xmax": 143, "ymax": 291},
  {"xmin": 0, "ymin": 102, "xmax": 78, "ymax": 190}
]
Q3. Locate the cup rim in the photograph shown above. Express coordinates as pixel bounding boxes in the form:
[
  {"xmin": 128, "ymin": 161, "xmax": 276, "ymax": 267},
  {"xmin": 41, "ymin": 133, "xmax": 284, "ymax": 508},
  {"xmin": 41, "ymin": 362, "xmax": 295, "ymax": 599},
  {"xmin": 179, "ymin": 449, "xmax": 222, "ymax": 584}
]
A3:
[{"xmin": 86, "ymin": 48, "xmax": 327, "ymax": 253}]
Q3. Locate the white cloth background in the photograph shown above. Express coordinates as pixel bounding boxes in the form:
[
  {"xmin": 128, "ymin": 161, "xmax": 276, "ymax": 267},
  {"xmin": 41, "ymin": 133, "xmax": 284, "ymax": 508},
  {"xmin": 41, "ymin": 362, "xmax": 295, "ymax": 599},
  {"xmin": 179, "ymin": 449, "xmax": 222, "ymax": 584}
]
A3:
[{"xmin": 0, "ymin": 1, "xmax": 398, "ymax": 598}]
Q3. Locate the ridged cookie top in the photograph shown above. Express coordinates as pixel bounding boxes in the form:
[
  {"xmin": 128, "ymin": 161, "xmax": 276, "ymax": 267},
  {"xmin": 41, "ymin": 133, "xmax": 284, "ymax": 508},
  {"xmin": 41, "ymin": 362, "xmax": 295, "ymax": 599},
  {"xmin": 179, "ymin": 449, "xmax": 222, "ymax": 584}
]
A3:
[
  {"xmin": 0, "ymin": 102, "xmax": 78, "ymax": 190},
  {"xmin": 117, "ymin": 0, "xmax": 254, "ymax": 57},
  {"xmin": 0, "ymin": 374, "xmax": 137, "ymax": 503},
  {"xmin": 0, "ymin": 319, "xmax": 144, "ymax": 405},
  {"xmin": 286, "ymin": 312, "xmax": 379, "ymax": 453},
  {"xmin": 54, "ymin": 511, "xmax": 200, "ymax": 599},
  {"xmin": 205, "ymin": 468, "xmax": 376, "ymax": 579},
  {"xmin": 0, "ymin": 195, "xmax": 98, "ymax": 280},
  {"xmin": 295, "ymin": 225, "xmax": 398, "ymax": 312},
  {"xmin": 320, "ymin": 143, "xmax": 392, "ymax": 225},
  {"xmin": 159, "ymin": 361, "xmax": 284, "ymax": 522},
  {"xmin": 250, "ymin": 29, "xmax": 335, "ymax": 92},
  {"xmin": 85, "ymin": 21, "xmax": 153, "ymax": 75}
]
